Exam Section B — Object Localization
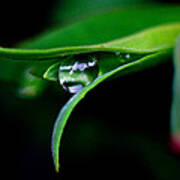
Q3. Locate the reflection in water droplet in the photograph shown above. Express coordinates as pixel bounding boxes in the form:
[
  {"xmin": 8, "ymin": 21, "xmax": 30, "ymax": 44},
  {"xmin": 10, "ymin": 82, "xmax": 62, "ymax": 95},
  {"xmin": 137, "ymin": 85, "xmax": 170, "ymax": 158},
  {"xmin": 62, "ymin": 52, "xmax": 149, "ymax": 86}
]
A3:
[
  {"xmin": 67, "ymin": 84, "xmax": 84, "ymax": 94},
  {"xmin": 58, "ymin": 55, "xmax": 99, "ymax": 94}
]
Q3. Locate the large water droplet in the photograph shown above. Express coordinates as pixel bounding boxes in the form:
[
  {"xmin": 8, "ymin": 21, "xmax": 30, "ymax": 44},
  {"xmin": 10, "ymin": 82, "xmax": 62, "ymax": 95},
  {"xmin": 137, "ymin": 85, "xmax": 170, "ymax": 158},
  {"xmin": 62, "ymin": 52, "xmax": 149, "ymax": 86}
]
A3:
[{"xmin": 58, "ymin": 55, "xmax": 99, "ymax": 94}]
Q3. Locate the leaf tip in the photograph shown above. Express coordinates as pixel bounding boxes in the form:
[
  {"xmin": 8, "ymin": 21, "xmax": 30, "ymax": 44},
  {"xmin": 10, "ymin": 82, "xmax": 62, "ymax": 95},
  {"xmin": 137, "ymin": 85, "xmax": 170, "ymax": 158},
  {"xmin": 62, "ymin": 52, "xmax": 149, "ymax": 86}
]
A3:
[
  {"xmin": 52, "ymin": 149, "xmax": 60, "ymax": 173},
  {"xmin": 55, "ymin": 163, "xmax": 60, "ymax": 173}
]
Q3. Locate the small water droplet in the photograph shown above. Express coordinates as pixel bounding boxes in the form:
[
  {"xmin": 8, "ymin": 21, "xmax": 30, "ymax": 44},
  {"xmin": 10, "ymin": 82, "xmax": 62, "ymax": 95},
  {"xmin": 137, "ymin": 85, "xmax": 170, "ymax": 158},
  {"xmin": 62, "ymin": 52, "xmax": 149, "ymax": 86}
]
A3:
[
  {"xmin": 59, "ymin": 55, "xmax": 99, "ymax": 93},
  {"xmin": 125, "ymin": 54, "xmax": 130, "ymax": 59}
]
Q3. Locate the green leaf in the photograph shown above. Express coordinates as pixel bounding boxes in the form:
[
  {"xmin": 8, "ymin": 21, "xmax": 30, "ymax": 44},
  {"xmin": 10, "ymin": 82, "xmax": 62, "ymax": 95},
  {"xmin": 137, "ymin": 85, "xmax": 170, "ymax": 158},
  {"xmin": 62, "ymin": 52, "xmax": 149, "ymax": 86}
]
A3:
[
  {"xmin": 0, "ymin": 23, "xmax": 178, "ymax": 73},
  {"xmin": 50, "ymin": 0, "xmax": 152, "ymax": 24},
  {"xmin": 43, "ymin": 62, "xmax": 60, "ymax": 81},
  {"xmin": 0, "ymin": 23, "xmax": 177, "ymax": 96},
  {"xmin": 51, "ymin": 48, "xmax": 174, "ymax": 172},
  {"xmin": 0, "ymin": 23, "xmax": 179, "ymax": 59},
  {"xmin": 1, "ymin": 6, "xmax": 180, "ymax": 84},
  {"xmin": 16, "ymin": 6, "xmax": 180, "ymax": 51},
  {"xmin": 42, "ymin": 23, "xmax": 179, "ymax": 81}
]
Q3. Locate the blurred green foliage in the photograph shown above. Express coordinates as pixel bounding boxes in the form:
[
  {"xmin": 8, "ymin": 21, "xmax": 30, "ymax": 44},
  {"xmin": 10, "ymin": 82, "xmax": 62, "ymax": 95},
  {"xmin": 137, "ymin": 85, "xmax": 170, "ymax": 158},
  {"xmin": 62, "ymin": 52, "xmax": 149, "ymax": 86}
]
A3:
[{"xmin": 50, "ymin": 0, "xmax": 155, "ymax": 24}]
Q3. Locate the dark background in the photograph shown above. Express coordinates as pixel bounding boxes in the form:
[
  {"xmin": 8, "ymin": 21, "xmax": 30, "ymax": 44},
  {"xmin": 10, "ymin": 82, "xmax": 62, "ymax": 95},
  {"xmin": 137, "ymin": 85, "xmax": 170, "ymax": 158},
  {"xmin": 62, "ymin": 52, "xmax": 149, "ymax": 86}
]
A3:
[{"xmin": 0, "ymin": 0, "xmax": 180, "ymax": 179}]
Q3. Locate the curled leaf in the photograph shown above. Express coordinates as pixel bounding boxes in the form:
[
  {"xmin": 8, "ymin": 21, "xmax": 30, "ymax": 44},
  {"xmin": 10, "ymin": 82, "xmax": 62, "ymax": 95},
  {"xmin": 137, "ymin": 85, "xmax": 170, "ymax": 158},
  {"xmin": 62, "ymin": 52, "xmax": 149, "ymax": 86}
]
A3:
[{"xmin": 51, "ymin": 49, "xmax": 175, "ymax": 172}]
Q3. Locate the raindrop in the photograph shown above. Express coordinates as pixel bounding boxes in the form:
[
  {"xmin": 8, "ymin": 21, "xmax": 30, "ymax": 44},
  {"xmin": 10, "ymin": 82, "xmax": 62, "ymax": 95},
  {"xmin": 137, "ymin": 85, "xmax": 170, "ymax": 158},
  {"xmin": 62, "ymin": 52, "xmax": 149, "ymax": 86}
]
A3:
[
  {"xmin": 125, "ymin": 54, "xmax": 130, "ymax": 59},
  {"xmin": 58, "ymin": 55, "xmax": 99, "ymax": 94}
]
